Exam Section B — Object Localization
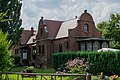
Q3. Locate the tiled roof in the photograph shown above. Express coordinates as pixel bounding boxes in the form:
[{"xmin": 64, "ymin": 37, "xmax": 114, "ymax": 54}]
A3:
[
  {"xmin": 56, "ymin": 18, "xmax": 78, "ymax": 39},
  {"xmin": 20, "ymin": 30, "xmax": 32, "ymax": 45},
  {"xmin": 45, "ymin": 20, "xmax": 62, "ymax": 39},
  {"xmin": 27, "ymin": 31, "xmax": 37, "ymax": 44}
]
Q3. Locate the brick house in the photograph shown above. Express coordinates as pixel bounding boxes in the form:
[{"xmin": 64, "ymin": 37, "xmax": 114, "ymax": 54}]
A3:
[
  {"xmin": 36, "ymin": 10, "xmax": 109, "ymax": 68},
  {"xmin": 12, "ymin": 27, "xmax": 37, "ymax": 65}
]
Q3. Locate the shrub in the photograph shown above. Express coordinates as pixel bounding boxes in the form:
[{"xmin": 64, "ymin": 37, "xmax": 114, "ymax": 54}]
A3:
[
  {"xmin": 66, "ymin": 57, "xmax": 91, "ymax": 74},
  {"xmin": 22, "ymin": 66, "xmax": 35, "ymax": 73},
  {"xmin": 12, "ymin": 54, "xmax": 21, "ymax": 66},
  {"xmin": 0, "ymin": 30, "xmax": 13, "ymax": 72},
  {"xmin": 52, "ymin": 51, "xmax": 120, "ymax": 76}
]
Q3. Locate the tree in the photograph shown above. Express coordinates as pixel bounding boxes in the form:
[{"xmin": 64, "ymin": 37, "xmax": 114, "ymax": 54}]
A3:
[
  {"xmin": 97, "ymin": 13, "xmax": 120, "ymax": 49},
  {"xmin": 97, "ymin": 21, "xmax": 108, "ymax": 37},
  {"xmin": 0, "ymin": 0, "xmax": 23, "ymax": 46},
  {"xmin": 0, "ymin": 13, "xmax": 13, "ymax": 72},
  {"xmin": 0, "ymin": 30, "xmax": 13, "ymax": 72}
]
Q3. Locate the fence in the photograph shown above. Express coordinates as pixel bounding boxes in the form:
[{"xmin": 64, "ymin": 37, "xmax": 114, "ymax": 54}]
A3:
[{"xmin": 0, "ymin": 72, "xmax": 91, "ymax": 80}]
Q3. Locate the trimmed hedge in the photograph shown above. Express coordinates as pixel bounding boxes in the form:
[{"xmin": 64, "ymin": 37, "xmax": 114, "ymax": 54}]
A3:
[{"xmin": 52, "ymin": 51, "xmax": 120, "ymax": 76}]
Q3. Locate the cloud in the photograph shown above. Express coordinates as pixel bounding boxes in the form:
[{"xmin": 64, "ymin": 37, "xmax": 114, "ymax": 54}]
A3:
[{"xmin": 21, "ymin": 0, "xmax": 120, "ymax": 30}]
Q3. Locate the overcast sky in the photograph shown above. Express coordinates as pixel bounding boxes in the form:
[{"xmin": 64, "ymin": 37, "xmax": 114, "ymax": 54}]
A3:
[{"xmin": 21, "ymin": 0, "xmax": 120, "ymax": 30}]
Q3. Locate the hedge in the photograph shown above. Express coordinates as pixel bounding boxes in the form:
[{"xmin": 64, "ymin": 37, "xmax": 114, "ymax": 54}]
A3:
[{"xmin": 52, "ymin": 51, "xmax": 120, "ymax": 76}]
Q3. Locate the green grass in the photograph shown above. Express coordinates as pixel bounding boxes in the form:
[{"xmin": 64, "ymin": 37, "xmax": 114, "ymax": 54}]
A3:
[
  {"xmin": 10, "ymin": 66, "xmax": 56, "ymax": 73},
  {"xmin": 10, "ymin": 66, "xmax": 26, "ymax": 72},
  {"xmin": 35, "ymin": 68, "xmax": 56, "ymax": 73},
  {"xmin": 1, "ymin": 66, "xmax": 101, "ymax": 80},
  {"xmin": 1, "ymin": 74, "xmax": 72, "ymax": 80},
  {"xmin": 1, "ymin": 66, "xmax": 85, "ymax": 80}
]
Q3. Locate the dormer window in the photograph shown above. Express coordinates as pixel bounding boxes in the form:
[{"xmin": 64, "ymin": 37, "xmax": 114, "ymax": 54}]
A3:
[
  {"xmin": 44, "ymin": 26, "xmax": 48, "ymax": 32},
  {"xmin": 84, "ymin": 23, "xmax": 89, "ymax": 32}
]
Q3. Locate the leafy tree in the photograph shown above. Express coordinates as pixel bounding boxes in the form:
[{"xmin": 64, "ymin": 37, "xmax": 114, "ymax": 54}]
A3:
[
  {"xmin": 0, "ymin": 29, "xmax": 13, "ymax": 72},
  {"xmin": 97, "ymin": 21, "xmax": 108, "ymax": 37},
  {"xmin": 0, "ymin": 0, "xmax": 23, "ymax": 46},
  {"xmin": 0, "ymin": 12, "xmax": 13, "ymax": 72},
  {"xmin": 97, "ymin": 13, "xmax": 120, "ymax": 49}
]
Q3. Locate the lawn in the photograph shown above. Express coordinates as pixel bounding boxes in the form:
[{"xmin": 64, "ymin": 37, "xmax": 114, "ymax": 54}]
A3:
[
  {"xmin": 10, "ymin": 66, "xmax": 56, "ymax": 73},
  {"xmin": 1, "ymin": 66, "xmax": 71, "ymax": 80},
  {"xmin": 1, "ymin": 74, "xmax": 86, "ymax": 80},
  {"xmin": 1, "ymin": 66, "xmax": 111, "ymax": 80}
]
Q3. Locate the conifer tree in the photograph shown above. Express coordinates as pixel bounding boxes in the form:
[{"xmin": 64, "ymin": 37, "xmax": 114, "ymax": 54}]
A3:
[{"xmin": 0, "ymin": 0, "xmax": 23, "ymax": 46}]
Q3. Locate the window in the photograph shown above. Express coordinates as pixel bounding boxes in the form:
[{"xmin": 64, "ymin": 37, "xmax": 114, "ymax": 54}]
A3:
[
  {"xmin": 38, "ymin": 45, "xmax": 41, "ymax": 55},
  {"xmin": 42, "ymin": 45, "xmax": 45, "ymax": 54},
  {"xmin": 15, "ymin": 49, "xmax": 18, "ymax": 54},
  {"xmin": 44, "ymin": 26, "xmax": 48, "ymax": 32},
  {"xmin": 102, "ymin": 42, "xmax": 108, "ymax": 48},
  {"xmin": 86, "ymin": 42, "xmax": 92, "ymax": 51},
  {"xmin": 93, "ymin": 41, "xmax": 100, "ymax": 51},
  {"xmin": 84, "ymin": 23, "xmax": 89, "ymax": 32},
  {"xmin": 23, "ymin": 49, "xmax": 27, "ymax": 59},
  {"xmin": 80, "ymin": 42, "xmax": 85, "ymax": 51},
  {"xmin": 59, "ymin": 44, "xmax": 63, "ymax": 52}
]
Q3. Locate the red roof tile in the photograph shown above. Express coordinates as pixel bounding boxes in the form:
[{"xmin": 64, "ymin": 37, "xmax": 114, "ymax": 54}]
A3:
[
  {"xmin": 45, "ymin": 20, "xmax": 62, "ymax": 39},
  {"xmin": 20, "ymin": 30, "xmax": 32, "ymax": 45}
]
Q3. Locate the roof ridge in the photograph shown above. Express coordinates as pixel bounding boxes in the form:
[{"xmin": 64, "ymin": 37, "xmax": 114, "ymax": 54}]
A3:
[
  {"xmin": 63, "ymin": 18, "xmax": 77, "ymax": 22},
  {"xmin": 45, "ymin": 19, "xmax": 63, "ymax": 22}
]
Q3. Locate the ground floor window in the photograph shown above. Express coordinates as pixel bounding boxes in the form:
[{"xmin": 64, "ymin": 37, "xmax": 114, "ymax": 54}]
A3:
[
  {"xmin": 42, "ymin": 45, "xmax": 45, "ymax": 54},
  {"xmin": 15, "ymin": 49, "xmax": 18, "ymax": 54},
  {"xmin": 59, "ymin": 44, "xmax": 63, "ymax": 52},
  {"xmin": 23, "ymin": 49, "xmax": 27, "ymax": 59},
  {"xmin": 102, "ymin": 42, "xmax": 108, "ymax": 48},
  {"xmin": 80, "ymin": 42, "xmax": 85, "ymax": 51},
  {"xmin": 93, "ymin": 41, "xmax": 100, "ymax": 51},
  {"xmin": 38, "ymin": 45, "xmax": 41, "ymax": 55},
  {"xmin": 38, "ymin": 45, "xmax": 45, "ymax": 55},
  {"xmin": 86, "ymin": 42, "xmax": 92, "ymax": 51}
]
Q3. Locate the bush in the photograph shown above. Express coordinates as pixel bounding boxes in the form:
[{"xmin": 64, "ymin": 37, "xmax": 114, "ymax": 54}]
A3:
[
  {"xmin": 0, "ymin": 30, "xmax": 13, "ymax": 72},
  {"xmin": 22, "ymin": 66, "xmax": 35, "ymax": 73},
  {"xmin": 12, "ymin": 54, "xmax": 21, "ymax": 66},
  {"xmin": 52, "ymin": 51, "xmax": 120, "ymax": 76},
  {"xmin": 66, "ymin": 58, "xmax": 91, "ymax": 74}
]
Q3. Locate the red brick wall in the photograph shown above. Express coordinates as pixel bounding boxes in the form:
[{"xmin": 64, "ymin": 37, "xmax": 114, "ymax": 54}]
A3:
[{"xmin": 69, "ymin": 12, "xmax": 102, "ymax": 38}]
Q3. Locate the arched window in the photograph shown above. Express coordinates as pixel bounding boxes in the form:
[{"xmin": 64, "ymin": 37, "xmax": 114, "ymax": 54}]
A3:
[
  {"xmin": 86, "ymin": 42, "xmax": 92, "ymax": 51},
  {"xmin": 81, "ymin": 42, "xmax": 85, "ymax": 51},
  {"xmin": 102, "ymin": 42, "xmax": 108, "ymax": 48},
  {"xmin": 93, "ymin": 41, "xmax": 100, "ymax": 51},
  {"xmin": 84, "ymin": 23, "xmax": 89, "ymax": 32}
]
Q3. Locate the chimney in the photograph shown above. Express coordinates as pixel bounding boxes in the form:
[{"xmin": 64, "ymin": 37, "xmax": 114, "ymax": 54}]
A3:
[
  {"xmin": 41, "ymin": 16, "xmax": 43, "ymax": 20},
  {"xmin": 75, "ymin": 16, "xmax": 77, "ymax": 18},
  {"xmin": 84, "ymin": 10, "xmax": 87, "ymax": 13},
  {"xmin": 31, "ymin": 27, "xmax": 34, "ymax": 36}
]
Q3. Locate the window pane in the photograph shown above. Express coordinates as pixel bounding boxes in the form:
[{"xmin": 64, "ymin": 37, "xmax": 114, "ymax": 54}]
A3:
[{"xmin": 84, "ymin": 24, "xmax": 88, "ymax": 32}]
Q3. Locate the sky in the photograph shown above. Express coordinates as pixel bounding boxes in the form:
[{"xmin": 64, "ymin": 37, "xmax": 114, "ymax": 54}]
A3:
[{"xmin": 21, "ymin": 0, "xmax": 120, "ymax": 30}]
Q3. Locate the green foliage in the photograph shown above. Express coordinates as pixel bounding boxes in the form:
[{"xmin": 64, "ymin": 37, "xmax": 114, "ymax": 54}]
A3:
[
  {"xmin": 22, "ymin": 66, "xmax": 35, "ymax": 73},
  {"xmin": 12, "ymin": 54, "xmax": 21, "ymax": 67},
  {"xmin": 97, "ymin": 13, "xmax": 120, "ymax": 49},
  {"xmin": 0, "ymin": 29, "xmax": 13, "ymax": 72},
  {"xmin": 0, "ymin": 0, "xmax": 23, "ymax": 46},
  {"xmin": 52, "ymin": 51, "xmax": 120, "ymax": 76}
]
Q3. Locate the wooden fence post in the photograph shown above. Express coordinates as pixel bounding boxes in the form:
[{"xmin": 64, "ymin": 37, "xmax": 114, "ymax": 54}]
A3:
[{"xmin": 86, "ymin": 73, "xmax": 91, "ymax": 80}]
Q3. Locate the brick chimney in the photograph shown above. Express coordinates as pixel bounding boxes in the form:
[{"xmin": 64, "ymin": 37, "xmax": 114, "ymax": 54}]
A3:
[
  {"xmin": 84, "ymin": 10, "xmax": 87, "ymax": 13},
  {"xmin": 31, "ymin": 27, "xmax": 34, "ymax": 36}
]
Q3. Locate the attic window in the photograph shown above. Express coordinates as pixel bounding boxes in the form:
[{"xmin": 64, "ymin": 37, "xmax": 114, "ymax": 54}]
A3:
[
  {"xmin": 84, "ymin": 23, "xmax": 89, "ymax": 32},
  {"xmin": 44, "ymin": 26, "xmax": 48, "ymax": 32}
]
